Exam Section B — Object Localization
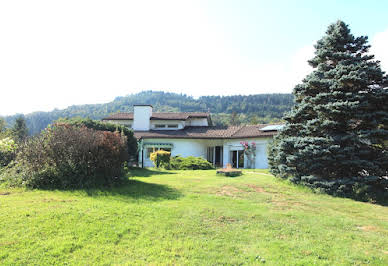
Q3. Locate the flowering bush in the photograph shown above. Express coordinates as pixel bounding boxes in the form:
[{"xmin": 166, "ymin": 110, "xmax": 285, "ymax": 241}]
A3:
[
  {"xmin": 240, "ymin": 141, "xmax": 257, "ymax": 168},
  {"xmin": 241, "ymin": 141, "xmax": 256, "ymax": 153}
]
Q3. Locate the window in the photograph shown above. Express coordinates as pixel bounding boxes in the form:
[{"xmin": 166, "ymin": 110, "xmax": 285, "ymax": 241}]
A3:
[
  {"xmin": 154, "ymin": 124, "xmax": 179, "ymax": 129},
  {"xmin": 147, "ymin": 148, "xmax": 155, "ymax": 158}
]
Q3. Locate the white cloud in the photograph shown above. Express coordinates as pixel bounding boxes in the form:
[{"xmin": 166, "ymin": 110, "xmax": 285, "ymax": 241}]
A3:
[
  {"xmin": 370, "ymin": 28, "xmax": 388, "ymax": 73},
  {"xmin": 0, "ymin": 0, "xmax": 315, "ymax": 115}
]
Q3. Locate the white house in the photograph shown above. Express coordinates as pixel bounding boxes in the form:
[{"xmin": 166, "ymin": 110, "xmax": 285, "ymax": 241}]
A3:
[{"xmin": 102, "ymin": 105, "xmax": 282, "ymax": 169}]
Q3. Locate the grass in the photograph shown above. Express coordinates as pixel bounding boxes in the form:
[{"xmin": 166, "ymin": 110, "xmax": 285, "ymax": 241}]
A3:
[{"xmin": 0, "ymin": 168, "xmax": 387, "ymax": 265}]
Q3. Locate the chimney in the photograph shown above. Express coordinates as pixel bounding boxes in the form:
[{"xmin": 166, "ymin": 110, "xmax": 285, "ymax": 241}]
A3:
[{"xmin": 133, "ymin": 105, "xmax": 152, "ymax": 131}]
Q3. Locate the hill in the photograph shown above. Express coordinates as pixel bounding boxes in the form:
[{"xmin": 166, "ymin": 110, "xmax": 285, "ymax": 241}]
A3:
[{"xmin": 3, "ymin": 91, "xmax": 294, "ymax": 135}]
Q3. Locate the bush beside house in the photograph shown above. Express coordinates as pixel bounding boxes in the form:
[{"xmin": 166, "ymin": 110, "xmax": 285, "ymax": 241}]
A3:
[
  {"xmin": 1, "ymin": 124, "xmax": 129, "ymax": 189},
  {"xmin": 149, "ymin": 151, "xmax": 214, "ymax": 170},
  {"xmin": 56, "ymin": 118, "xmax": 138, "ymax": 162},
  {"xmin": 170, "ymin": 156, "xmax": 214, "ymax": 170},
  {"xmin": 150, "ymin": 150, "xmax": 171, "ymax": 168}
]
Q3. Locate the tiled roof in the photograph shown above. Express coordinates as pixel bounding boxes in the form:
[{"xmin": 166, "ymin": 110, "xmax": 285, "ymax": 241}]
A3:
[
  {"xmin": 134, "ymin": 124, "xmax": 279, "ymax": 140},
  {"xmin": 102, "ymin": 112, "xmax": 210, "ymax": 121},
  {"xmin": 231, "ymin": 125, "xmax": 280, "ymax": 138},
  {"xmin": 102, "ymin": 113, "xmax": 135, "ymax": 120}
]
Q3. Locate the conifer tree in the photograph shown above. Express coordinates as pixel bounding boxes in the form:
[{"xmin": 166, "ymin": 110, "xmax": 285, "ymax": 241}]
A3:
[
  {"xmin": 269, "ymin": 21, "xmax": 388, "ymax": 200},
  {"xmin": 13, "ymin": 116, "xmax": 29, "ymax": 141}
]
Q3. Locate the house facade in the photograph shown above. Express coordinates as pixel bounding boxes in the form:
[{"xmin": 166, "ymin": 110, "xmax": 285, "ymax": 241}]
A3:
[{"xmin": 102, "ymin": 105, "xmax": 282, "ymax": 169}]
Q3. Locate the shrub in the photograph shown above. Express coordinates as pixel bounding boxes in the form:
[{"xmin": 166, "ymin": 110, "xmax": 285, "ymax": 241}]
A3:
[
  {"xmin": 0, "ymin": 137, "xmax": 17, "ymax": 167},
  {"xmin": 56, "ymin": 118, "xmax": 137, "ymax": 162},
  {"xmin": 2, "ymin": 124, "xmax": 129, "ymax": 189},
  {"xmin": 150, "ymin": 150, "xmax": 171, "ymax": 168},
  {"xmin": 170, "ymin": 156, "xmax": 214, "ymax": 170}
]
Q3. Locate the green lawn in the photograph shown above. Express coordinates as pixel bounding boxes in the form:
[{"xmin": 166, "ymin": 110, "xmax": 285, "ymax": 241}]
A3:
[{"xmin": 0, "ymin": 169, "xmax": 387, "ymax": 265}]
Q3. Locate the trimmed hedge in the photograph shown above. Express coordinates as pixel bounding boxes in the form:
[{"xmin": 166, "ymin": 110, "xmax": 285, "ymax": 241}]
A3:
[{"xmin": 170, "ymin": 156, "xmax": 214, "ymax": 170}]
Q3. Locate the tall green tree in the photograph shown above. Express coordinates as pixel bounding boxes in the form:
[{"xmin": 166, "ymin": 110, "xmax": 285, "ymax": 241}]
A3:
[
  {"xmin": 230, "ymin": 112, "xmax": 240, "ymax": 126},
  {"xmin": 269, "ymin": 21, "xmax": 388, "ymax": 201},
  {"xmin": 0, "ymin": 118, "xmax": 6, "ymax": 133},
  {"xmin": 13, "ymin": 116, "xmax": 29, "ymax": 141}
]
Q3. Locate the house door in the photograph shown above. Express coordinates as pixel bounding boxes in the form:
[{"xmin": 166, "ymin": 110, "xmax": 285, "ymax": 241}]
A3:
[
  {"xmin": 207, "ymin": 146, "xmax": 223, "ymax": 167},
  {"xmin": 215, "ymin": 146, "xmax": 223, "ymax": 167},
  {"xmin": 230, "ymin": 150, "xmax": 244, "ymax": 168}
]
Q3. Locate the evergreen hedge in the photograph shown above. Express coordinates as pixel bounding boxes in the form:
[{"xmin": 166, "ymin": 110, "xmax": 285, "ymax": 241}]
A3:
[{"xmin": 170, "ymin": 156, "xmax": 214, "ymax": 170}]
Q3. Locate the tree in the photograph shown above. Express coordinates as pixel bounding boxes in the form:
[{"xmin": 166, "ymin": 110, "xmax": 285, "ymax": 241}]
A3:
[
  {"xmin": 230, "ymin": 112, "xmax": 240, "ymax": 126},
  {"xmin": 0, "ymin": 118, "xmax": 6, "ymax": 133},
  {"xmin": 269, "ymin": 21, "xmax": 388, "ymax": 201},
  {"xmin": 0, "ymin": 118, "xmax": 14, "ymax": 144},
  {"xmin": 250, "ymin": 115, "xmax": 259, "ymax": 125},
  {"xmin": 13, "ymin": 116, "xmax": 29, "ymax": 141}
]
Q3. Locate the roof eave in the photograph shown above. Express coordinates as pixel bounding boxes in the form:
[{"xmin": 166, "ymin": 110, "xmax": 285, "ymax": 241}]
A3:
[
  {"xmin": 138, "ymin": 136, "xmax": 227, "ymax": 140},
  {"xmin": 102, "ymin": 118, "xmax": 133, "ymax": 121}
]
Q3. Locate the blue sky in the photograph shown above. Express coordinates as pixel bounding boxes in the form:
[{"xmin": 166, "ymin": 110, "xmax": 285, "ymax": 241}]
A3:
[
  {"xmin": 206, "ymin": 0, "xmax": 388, "ymax": 61},
  {"xmin": 1, "ymin": 0, "xmax": 387, "ymax": 116}
]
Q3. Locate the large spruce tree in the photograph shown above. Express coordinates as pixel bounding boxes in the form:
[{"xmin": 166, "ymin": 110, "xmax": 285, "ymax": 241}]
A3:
[{"xmin": 269, "ymin": 21, "xmax": 388, "ymax": 200}]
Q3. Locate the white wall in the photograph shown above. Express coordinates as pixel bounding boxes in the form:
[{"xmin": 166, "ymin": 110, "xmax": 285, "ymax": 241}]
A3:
[
  {"xmin": 139, "ymin": 137, "xmax": 272, "ymax": 169},
  {"xmin": 133, "ymin": 105, "xmax": 152, "ymax": 131},
  {"xmin": 222, "ymin": 138, "xmax": 272, "ymax": 169},
  {"xmin": 150, "ymin": 120, "xmax": 185, "ymax": 130},
  {"xmin": 141, "ymin": 138, "xmax": 209, "ymax": 167},
  {"xmin": 186, "ymin": 118, "xmax": 208, "ymax": 126}
]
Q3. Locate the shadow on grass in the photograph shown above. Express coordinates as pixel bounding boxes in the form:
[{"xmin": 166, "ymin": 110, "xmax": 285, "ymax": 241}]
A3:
[
  {"xmin": 127, "ymin": 167, "xmax": 176, "ymax": 178},
  {"xmin": 17, "ymin": 168, "xmax": 181, "ymax": 202},
  {"xmin": 84, "ymin": 179, "xmax": 182, "ymax": 202},
  {"xmin": 278, "ymin": 179, "xmax": 388, "ymax": 207}
]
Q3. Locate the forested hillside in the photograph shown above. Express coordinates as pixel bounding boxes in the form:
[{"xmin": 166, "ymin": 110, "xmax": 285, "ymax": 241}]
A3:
[{"xmin": 3, "ymin": 91, "xmax": 293, "ymax": 135}]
